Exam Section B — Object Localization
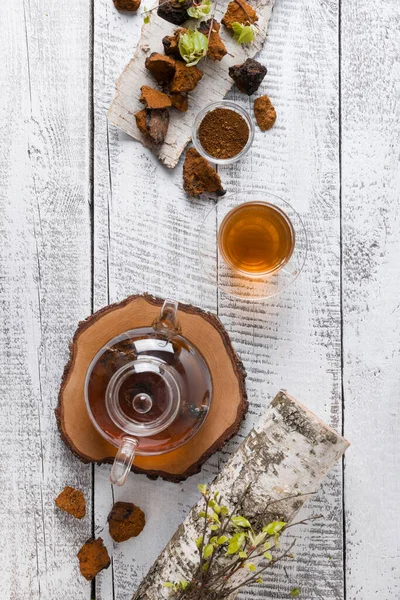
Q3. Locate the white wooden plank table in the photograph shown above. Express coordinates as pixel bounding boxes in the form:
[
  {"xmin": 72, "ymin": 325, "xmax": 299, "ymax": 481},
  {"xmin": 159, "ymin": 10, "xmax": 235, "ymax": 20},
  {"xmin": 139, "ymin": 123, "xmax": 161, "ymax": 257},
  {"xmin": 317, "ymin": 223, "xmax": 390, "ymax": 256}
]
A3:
[{"xmin": 0, "ymin": 0, "xmax": 399, "ymax": 599}]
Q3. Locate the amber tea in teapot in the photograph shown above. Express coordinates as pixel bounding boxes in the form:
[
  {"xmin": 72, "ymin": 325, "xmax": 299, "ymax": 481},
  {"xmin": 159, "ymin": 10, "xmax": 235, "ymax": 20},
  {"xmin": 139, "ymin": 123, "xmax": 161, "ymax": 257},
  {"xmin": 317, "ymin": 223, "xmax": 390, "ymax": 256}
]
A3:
[{"xmin": 84, "ymin": 300, "xmax": 212, "ymax": 485}]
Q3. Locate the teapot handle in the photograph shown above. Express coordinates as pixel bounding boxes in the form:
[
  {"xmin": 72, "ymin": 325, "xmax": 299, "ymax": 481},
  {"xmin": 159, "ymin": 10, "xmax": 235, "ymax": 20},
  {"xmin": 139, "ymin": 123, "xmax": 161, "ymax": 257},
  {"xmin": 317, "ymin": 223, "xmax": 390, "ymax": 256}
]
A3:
[
  {"xmin": 153, "ymin": 299, "xmax": 181, "ymax": 338},
  {"xmin": 110, "ymin": 437, "xmax": 138, "ymax": 486}
]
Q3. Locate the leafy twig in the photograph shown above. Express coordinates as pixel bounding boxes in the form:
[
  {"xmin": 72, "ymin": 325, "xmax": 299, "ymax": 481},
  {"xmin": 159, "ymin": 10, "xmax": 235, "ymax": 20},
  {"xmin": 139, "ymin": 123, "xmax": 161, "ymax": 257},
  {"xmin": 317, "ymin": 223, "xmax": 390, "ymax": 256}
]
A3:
[{"xmin": 164, "ymin": 487, "xmax": 321, "ymax": 600}]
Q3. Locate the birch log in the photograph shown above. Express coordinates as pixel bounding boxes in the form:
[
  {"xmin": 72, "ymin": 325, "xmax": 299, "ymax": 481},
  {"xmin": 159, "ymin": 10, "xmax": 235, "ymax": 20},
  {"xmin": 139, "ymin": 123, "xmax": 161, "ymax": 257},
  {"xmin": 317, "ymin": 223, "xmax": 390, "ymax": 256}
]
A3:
[
  {"xmin": 107, "ymin": 0, "xmax": 275, "ymax": 168},
  {"xmin": 132, "ymin": 390, "xmax": 349, "ymax": 599}
]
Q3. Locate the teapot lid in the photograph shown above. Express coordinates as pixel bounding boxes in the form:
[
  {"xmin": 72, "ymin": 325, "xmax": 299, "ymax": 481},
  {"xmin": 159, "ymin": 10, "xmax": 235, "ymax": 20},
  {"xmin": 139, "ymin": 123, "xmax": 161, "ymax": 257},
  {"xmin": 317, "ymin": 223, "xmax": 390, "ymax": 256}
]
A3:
[{"xmin": 105, "ymin": 356, "xmax": 181, "ymax": 438}]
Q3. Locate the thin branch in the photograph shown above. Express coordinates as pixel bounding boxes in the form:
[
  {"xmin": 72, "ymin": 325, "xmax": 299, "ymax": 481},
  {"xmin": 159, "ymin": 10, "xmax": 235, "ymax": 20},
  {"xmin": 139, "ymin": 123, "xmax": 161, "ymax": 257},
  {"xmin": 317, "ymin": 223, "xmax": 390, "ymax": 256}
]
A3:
[
  {"xmin": 233, "ymin": 0, "xmax": 261, "ymax": 30},
  {"xmin": 285, "ymin": 514, "xmax": 323, "ymax": 531},
  {"xmin": 139, "ymin": 3, "xmax": 158, "ymax": 15},
  {"xmin": 222, "ymin": 541, "xmax": 297, "ymax": 597}
]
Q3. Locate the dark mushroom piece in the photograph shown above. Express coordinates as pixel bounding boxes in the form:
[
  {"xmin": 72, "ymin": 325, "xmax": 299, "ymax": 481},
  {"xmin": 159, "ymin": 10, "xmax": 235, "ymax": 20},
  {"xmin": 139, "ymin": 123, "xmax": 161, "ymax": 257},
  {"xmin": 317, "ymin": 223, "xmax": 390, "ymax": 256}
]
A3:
[
  {"xmin": 135, "ymin": 108, "xmax": 170, "ymax": 145},
  {"xmin": 157, "ymin": 0, "xmax": 193, "ymax": 26},
  {"xmin": 228, "ymin": 58, "xmax": 267, "ymax": 96}
]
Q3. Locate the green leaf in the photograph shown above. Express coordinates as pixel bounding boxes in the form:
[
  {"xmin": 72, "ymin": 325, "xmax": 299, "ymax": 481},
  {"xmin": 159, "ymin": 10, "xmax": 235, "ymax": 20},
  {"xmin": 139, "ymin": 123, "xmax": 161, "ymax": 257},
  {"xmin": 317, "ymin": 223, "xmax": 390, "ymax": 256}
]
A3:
[
  {"xmin": 264, "ymin": 541, "xmax": 272, "ymax": 551},
  {"xmin": 178, "ymin": 28, "xmax": 209, "ymax": 66},
  {"xmin": 187, "ymin": 0, "xmax": 212, "ymax": 19},
  {"xmin": 290, "ymin": 588, "xmax": 300, "ymax": 597},
  {"xmin": 274, "ymin": 533, "xmax": 281, "ymax": 548},
  {"xmin": 217, "ymin": 535, "xmax": 229, "ymax": 545},
  {"xmin": 238, "ymin": 550, "xmax": 247, "ymax": 558},
  {"xmin": 203, "ymin": 544, "xmax": 214, "ymax": 558},
  {"xmin": 209, "ymin": 524, "xmax": 219, "ymax": 531},
  {"xmin": 231, "ymin": 21, "xmax": 256, "ymax": 44},
  {"xmin": 195, "ymin": 535, "xmax": 204, "ymax": 549},
  {"xmin": 252, "ymin": 531, "xmax": 267, "ymax": 546},
  {"xmin": 262, "ymin": 521, "xmax": 287, "ymax": 535},
  {"xmin": 263, "ymin": 551, "xmax": 273, "ymax": 560},
  {"xmin": 210, "ymin": 536, "xmax": 218, "ymax": 544},
  {"xmin": 226, "ymin": 532, "xmax": 246, "ymax": 555},
  {"xmin": 210, "ymin": 511, "xmax": 220, "ymax": 523},
  {"xmin": 220, "ymin": 506, "xmax": 229, "ymax": 516},
  {"xmin": 209, "ymin": 499, "xmax": 221, "ymax": 514},
  {"xmin": 143, "ymin": 5, "xmax": 151, "ymax": 24},
  {"xmin": 256, "ymin": 577, "xmax": 263, "ymax": 584},
  {"xmin": 179, "ymin": 581, "xmax": 189, "ymax": 590},
  {"xmin": 198, "ymin": 483, "xmax": 208, "ymax": 495},
  {"xmin": 232, "ymin": 516, "xmax": 252, "ymax": 528},
  {"xmin": 163, "ymin": 582, "xmax": 174, "ymax": 588},
  {"xmin": 202, "ymin": 563, "xmax": 209, "ymax": 572},
  {"xmin": 198, "ymin": 511, "xmax": 206, "ymax": 518},
  {"xmin": 245, "ymin": 562, "xmax": 257, "ymax": 571}
]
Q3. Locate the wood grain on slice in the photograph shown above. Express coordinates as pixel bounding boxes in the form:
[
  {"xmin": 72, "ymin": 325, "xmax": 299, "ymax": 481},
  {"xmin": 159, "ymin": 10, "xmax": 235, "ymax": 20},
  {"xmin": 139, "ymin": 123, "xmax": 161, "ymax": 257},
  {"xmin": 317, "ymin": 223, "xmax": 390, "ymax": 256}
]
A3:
[
  {"xmin": 0, "ymin": 0, "xmax": 92, "ymax": 598},
  {"xmin": 216, "ymin": 0, "xmax": 343, "ymax": 597},
  {"xmin": 108, "ymin": 0, "xmax": 275, "ymax": 168},
  {"xmin": 341, "ymin": 0, "xmax": 400, "ymax": 597},
  {"xmin": 132, "ymin": 391, "xmax": 349, "ymax": 599},
  {"xmin": 57, "ymin": 294, "xmax": 247, "ymax": 479}
]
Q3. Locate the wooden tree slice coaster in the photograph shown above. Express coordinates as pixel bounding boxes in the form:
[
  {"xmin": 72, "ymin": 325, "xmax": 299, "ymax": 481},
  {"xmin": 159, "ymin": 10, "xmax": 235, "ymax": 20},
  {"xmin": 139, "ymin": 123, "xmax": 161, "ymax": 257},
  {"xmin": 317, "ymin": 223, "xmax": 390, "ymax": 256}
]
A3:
[{"xmin": 56, "ymin": 294, "xmax": 248, "ymax": 482}]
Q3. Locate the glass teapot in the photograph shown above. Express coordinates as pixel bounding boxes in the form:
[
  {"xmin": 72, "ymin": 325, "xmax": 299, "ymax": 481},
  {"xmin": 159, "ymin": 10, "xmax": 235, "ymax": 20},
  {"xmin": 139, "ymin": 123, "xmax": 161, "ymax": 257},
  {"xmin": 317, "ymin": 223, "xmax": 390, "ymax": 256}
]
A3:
[{"xmin": 84, "ymin": 300, "xmax": 212, "ymax": 486}]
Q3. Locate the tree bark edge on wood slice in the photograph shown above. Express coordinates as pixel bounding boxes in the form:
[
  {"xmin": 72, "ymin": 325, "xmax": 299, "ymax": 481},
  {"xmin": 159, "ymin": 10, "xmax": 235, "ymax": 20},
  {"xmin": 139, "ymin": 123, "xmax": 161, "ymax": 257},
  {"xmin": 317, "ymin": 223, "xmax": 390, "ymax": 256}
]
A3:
[{"xmin": 56, "ymin": 293, "xmax": 248, "ymax": 482}]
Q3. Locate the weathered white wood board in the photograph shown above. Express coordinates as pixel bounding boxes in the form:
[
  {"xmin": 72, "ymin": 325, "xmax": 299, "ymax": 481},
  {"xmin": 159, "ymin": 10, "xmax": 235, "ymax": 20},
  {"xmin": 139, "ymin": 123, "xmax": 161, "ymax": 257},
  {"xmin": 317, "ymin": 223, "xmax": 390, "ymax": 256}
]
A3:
[
  {"xmin": 215, "ymin": 0, "xmax": 344, "ymax": 596},
  {"xmin": 94, "ymin": 1, "xmax": 344, "ymax": 600},
  {"xmin": 93, "ymin": 3, "xmax": 218, "ymax": 600},
  {"xmin": 1, "ymin": 0, "xmax": 399, "ymax": 597},
  {"xmin": 342, "ymin": 0, "xmax": 400, "ymax": 597},
  {"xmin": 108, "ymin": 0, "xmax": 275, "ymax": 168},
  {"xmin": 0, "ymin": 0, "xmax": 92, "ymax": 599}
]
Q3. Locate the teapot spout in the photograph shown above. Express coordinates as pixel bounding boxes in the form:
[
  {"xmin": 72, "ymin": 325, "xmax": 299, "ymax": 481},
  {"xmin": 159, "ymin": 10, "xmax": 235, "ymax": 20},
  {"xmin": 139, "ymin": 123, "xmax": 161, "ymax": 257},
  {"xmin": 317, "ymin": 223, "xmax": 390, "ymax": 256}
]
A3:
[
  {"xmin": 110, "ymin": 437, "xmax": 138, "ymax": 486},
  {"xmin": 153, "ymin": 299, "xmax": 181, "ymax": 339}
]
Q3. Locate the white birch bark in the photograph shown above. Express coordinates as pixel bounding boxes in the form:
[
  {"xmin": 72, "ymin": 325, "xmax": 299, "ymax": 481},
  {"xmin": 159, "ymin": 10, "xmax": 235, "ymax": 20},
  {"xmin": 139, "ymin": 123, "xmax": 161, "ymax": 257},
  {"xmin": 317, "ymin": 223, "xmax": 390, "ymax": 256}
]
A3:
[
  {"xmin": 132, "ymin": 390, "xmax": 349, "ymax": 599},
  {"xmin": 107, "ymin": 0, "xmax": 275, "ymax": 168}
]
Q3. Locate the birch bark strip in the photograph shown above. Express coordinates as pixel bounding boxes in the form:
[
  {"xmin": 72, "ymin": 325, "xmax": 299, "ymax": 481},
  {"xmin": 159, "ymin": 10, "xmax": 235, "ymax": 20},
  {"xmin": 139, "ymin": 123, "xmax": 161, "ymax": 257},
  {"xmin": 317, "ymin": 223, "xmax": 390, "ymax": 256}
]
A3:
[
  {"xmin": 132, "ymin": 390, "xmax": 349, "ymax": 599},
  {"xmin": 107, "ymin": 0, "xmax": 275, "ymax": 168}
]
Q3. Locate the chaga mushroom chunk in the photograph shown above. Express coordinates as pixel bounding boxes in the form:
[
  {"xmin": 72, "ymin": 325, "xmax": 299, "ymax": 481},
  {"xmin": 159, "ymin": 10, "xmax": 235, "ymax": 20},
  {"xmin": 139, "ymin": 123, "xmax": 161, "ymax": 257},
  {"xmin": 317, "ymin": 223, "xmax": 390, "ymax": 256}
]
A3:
[
  {"xmin": 108, "ymin": 501, "xmax": 146, "ymax": 543},
  {"xmin": 157, "ymin": 0, "xmax": 192, "ymax": 25},
  {"xmin": 135, "ymin": 108, "xmax": 170, "ymax": 145},
  {"xmin": 170, "ymin": 61, "xmax": 203, "ymax": 93},
  {"xmin": 162, "ymin": 28, "xmax": 186, "ymax": 57},
  {"xmin": 254, "ymin": 95, "xmax": 276, "ymax": 131},
  {"xmin": 77, "ymin": 538, "xmax": 110, "ymax": 581},
  {"xmin": 140, "ymin": 85, "xmax": 172, "ymax": 109},
  {"xmin": 145, "ymin": 52, "xmax": 176, "ymax": 85},
  {"xmin": 221, "ymin": 0, "xmax": 258, "ymax": 29},
  {"xmin": 229, "ymin": 58, "xmax": 267, "ymax": 96},
  {"xmin": 113, "ymin": 0, "xmax": 141, "ymax": 10},
  {"xmin": 183, "ymin": 148, "xmax": 226, "ymax": 196},
  {"xmin": 55, "ymin": 486, "xmax": 86, "ymax": 519},
  {"xmin": 198, "ymin": 20, "xmax": 227, "ymax": 61},
  {"xmin": 169, "ymin": 92, "xmax": 188, "ymax": 112}
]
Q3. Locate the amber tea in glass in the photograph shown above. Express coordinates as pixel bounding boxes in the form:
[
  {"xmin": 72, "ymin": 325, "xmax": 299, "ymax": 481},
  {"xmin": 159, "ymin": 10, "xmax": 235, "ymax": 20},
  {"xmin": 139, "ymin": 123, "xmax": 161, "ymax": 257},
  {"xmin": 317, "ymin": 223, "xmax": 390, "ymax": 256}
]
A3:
[{"xmin": 218, "ymin": 201, "xmax": 295, "ymax": 277}]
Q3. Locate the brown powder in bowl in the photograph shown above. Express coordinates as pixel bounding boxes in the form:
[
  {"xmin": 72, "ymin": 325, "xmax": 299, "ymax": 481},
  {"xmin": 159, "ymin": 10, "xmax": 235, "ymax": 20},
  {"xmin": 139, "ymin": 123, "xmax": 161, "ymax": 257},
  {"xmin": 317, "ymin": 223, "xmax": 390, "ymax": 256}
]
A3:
[{"xmin": 198, "ymin": 108, "xmax": 249, "ymax": 160}]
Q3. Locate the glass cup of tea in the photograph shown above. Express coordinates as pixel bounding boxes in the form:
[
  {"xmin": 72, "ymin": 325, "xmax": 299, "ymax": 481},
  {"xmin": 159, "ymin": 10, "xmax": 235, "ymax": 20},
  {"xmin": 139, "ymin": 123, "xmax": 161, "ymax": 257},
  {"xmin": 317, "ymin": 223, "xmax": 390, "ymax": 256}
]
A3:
[{"xmin": 198, "ymin": 193, "xmax": 307, "ymax": 300}]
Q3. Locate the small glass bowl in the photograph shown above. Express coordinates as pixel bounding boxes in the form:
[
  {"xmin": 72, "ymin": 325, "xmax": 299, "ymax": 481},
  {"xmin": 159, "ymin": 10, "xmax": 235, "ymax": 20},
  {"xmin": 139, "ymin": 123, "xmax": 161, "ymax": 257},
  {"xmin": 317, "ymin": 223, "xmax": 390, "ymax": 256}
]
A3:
[
  {"xmin": 198, "ymin": 192, "xmax": 308, "ymax": 301},
  {"xmin": 192, "ymin": 100, "xmax": 255, "ymax": 165}
]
